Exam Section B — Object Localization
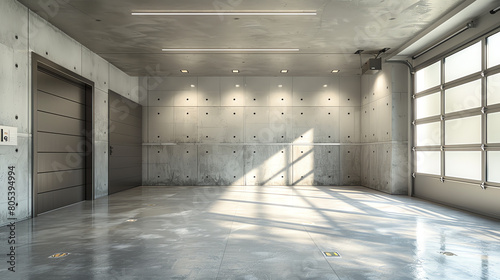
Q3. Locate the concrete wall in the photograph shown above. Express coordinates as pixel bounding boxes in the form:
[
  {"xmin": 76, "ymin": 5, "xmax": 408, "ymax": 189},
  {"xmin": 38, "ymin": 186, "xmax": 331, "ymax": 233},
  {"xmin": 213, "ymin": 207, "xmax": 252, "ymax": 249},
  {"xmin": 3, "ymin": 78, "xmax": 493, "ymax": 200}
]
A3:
[
  {"xmin": 143, "ymin": 76, "xmax": 362, "ymax": 186},
  {"xmin": 360, "ymin": 63, "xmax": 409, "ymax": 194},
  {"xmin": 0, "ymin": 0, "xmax": 138, "ymax": 226}
]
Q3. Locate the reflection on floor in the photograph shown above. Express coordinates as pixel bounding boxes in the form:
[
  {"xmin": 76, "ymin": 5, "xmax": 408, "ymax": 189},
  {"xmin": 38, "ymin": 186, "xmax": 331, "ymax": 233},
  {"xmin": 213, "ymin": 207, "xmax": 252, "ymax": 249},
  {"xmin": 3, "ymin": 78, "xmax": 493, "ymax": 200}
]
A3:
[{"xmin": 1, "ymin": 185, "xmax": 499, "ymax": 279}]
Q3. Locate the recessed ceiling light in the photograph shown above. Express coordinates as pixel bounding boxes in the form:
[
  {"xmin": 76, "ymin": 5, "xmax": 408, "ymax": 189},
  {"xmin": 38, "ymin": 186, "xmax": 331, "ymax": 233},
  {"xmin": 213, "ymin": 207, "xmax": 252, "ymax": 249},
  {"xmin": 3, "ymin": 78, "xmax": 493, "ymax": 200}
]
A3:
[
  {"xmin": 323, "ymin": 85, "xmax": 328, "ymax": 88},
  {"xmin": 180, "ymin": 69, "xmax": 189, "ymax": 73},
  {"xmin": 132, "ymin": 10, "xmax": 317, "ymax": 16},
  {"xmin": 280, "ymin": 69, "xmax": 289, "ymax": 73},
  {"xmin": 331, "ymin": 70, "xmax": 340, "ymax": 73},
  {"xmin": 235, "ymin": 84, "xmax": 240, "ymax": 88},
  {"xmin": 232, "ymin": 69, "xmax": 240, "ymax": 73},
  {"xmin": 190, "ymin": 84, "xmax": 196, "ymax": 88},
  {"xmin": 278, "ymin": 85, "xmax": 283, "ymax": 88},
  {"xmin": 162, "ymin": 48, "xmax": 300, "ymax": 52}
]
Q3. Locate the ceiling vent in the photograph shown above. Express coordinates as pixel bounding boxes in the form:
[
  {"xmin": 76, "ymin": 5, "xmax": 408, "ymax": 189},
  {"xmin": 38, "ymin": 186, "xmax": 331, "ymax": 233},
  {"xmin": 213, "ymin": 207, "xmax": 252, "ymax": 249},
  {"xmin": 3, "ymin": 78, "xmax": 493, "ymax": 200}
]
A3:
[{"xmin": 362, "ymin": 58, "xmax": 381, "ymax": 74}]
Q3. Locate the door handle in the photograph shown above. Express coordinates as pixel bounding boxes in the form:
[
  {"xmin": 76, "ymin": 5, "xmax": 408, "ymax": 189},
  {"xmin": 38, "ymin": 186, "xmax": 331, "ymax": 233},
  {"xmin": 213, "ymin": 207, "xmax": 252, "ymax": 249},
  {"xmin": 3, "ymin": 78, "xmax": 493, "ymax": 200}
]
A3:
[{"xmin": 109, "ymin": 145, "xmax": 113, "ymax": 156}]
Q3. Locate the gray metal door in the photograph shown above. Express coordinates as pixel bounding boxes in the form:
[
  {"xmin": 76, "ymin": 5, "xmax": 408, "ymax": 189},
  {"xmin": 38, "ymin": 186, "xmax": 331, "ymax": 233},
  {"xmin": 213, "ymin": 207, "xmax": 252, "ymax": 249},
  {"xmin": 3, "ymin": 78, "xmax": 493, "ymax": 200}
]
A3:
[
  {"xmin": 34, "ymin": 70, "xmax": 87, "ymax": 214},
  {"xmin": 108, "ymin": 91, "xmax": 142, "ymax": 194}
]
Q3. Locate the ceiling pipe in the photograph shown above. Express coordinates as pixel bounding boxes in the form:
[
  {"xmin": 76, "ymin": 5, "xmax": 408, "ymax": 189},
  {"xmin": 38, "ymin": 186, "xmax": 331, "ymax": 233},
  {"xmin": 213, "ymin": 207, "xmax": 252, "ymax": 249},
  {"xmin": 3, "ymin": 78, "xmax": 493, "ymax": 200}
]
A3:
[
  {"xmin": 412, "ymin": 20, "xmax": 475, "ymax": 60},
  {"xmin": 490, "ymin": 6, "xmax": 500, "ymax": 14}
]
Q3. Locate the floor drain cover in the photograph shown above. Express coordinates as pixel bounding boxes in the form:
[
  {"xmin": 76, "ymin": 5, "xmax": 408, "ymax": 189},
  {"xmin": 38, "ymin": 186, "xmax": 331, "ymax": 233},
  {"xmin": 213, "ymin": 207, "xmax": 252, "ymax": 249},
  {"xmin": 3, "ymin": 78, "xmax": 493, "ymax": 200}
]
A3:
[
  {"xmin": 440, "ymin": 251, "xmax": 457, "ymax": 256},
  {"xmin": 49, "ymin": 253, "xmax": 70, "ymax": 259},
  {"xmin": 323, "ymin": 251, "xmax": 341, "ymax": 258}
]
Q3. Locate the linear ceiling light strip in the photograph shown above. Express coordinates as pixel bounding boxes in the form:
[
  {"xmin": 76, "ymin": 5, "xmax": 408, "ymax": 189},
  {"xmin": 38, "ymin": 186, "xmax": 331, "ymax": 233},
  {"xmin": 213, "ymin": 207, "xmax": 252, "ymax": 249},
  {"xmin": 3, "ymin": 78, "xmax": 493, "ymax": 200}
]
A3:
[
  {"xmin": 132, "ymin": 11, "xmax": 317, "ymax": 16},
  {"xmin": 162, "ymin": 48, "xmax": 300, "ymax": 52}
]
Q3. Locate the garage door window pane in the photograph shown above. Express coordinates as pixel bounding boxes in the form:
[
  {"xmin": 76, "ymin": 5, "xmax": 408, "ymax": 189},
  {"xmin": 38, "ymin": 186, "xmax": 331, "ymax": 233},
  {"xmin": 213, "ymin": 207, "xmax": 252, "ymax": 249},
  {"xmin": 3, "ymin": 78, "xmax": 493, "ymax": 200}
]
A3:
[
  {"xmin": 416, "ymin": 61, "xmax": 441, "ymax": 93},
  {"xmin": 416, "ymin": 151, "xmax": 441, "ymax": 176},
  {"xmin": 488, "ymin": 32, "xmax": 500, "ymax": 68},
  {"xmin": 487, "ymin": 151, "xmax": 500, "ymax": 183},
  {"xmin": 416, "ymin": 122, "xmax": 441, "ymax": 146},
  {"xmin": 445, "ymin": 79, "xmax": 481, "ymax": 113},
  {"xmin": 445, "ymin": 116, "xmax": 481, "ymax": 145},
  {"xmin": 488, "ymin": 112, "xmax": 500, "ymax": 143},
  {"xmin": 416, "ymin": 92, "xmax": 440, "ymax": 119},
  {"xmin": 487, "ymin": 73, "xmax": 500, "ymax": 106},
  {"xmin": 445, "ymin": 42, "xmax": 481, "ymax": 83},
  {"xmin": 445, "ymin": 151, "xmax": 481, "ymax": 181}
]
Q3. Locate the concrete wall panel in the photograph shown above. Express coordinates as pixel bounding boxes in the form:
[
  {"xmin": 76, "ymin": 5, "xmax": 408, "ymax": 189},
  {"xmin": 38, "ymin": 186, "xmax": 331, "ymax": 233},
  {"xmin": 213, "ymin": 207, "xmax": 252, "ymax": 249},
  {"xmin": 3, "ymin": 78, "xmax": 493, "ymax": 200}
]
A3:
[
  {"xmin": 0, "ymin": 44, "xmax": 29, "ymax": 133},
  {"xmin": 340, "ymin": 107, "xmax": 361, "ymax": 143},
  {"xmin": 392, "ymin": 64, "xmax": 409, "ymax": 93},
  {"xmin": 378, "ymin": 96, "xmax": 393, "ymax": 142},
  {"xmin": 199, "ymin": 127, "xmax": 225, "ymax": 143},
  {"xmin": 109, "ymin": 64, "xmax": 132, "ymax": 98},
  {"xmin": 360, "ymin": 145, "xmax": 371, "ymax": 186},
  {"xmin": 0, "ymin": 0, "xmax": 28, "ymax": 50},
  {"xmin": 149, "ymin": 91, "xmax": 175, "ymax": 107},
  {"xmin": 148, "ymin": 107, "xmax": 174, "ymax": 143},
  {"xmin": 29, "ymin": 12, "xmax": 82, "ymax": 75},
  {"xmin": 142, "ymin": 107, "xmax": 149, "ymax": 142},
  {"xmin": 267, "ymin": 77, "xmax": 293, "ymax": 107},
  {"xmin": 339, "ymin": 75, "xmax": 361, "ymax": 106},
  {"xmin": 147, "ymin": 145, "xmax": 198, "ymax": 185},
  {"xmin": 222, "ymin": 107, "xmax": 245, "ymax": 127},
  {"xmin": 221, "ymin": 77, "xmax": 245, "ymax": 107},
  {"xmin": 378, "ymin": 144, "xmax": 393, "ymax": 193},
  {"xmin": 292, "ymin": 107, "xmax": 339, "ymax": 143},
  {"xmin": 199, "ymin": 107, "xmax": 222, "ymax": 127},
  {"xmin": 144, "ymin": 75, "xmax": 362, "ymax": 187},
  {"xmin": 82, "ymin": 47, "xmax": 109, "ymax": 92},
  {"xmin": 150, "ymin": 77, "xmax": 198, "ymax": 91},
  {"xmin": 245, "ymin": 145, "xmax": 290, "ymax": 185},
  {"xmin": 221, "ymin": 128, "xmax": 243, "ymax": 143},
  {"xmin": 138, "ymin": 77, "xmax": 149, "ymax": 106},
  {"xmin": 245, "ymin": 77, "xmax": 271, "ymax": 107},
  {"xmin": 360, "ymin": 105, "xmax": 369, "ymax": 143},
  {"xmin": 292, "ymin": 145, "xmax": 340, "ymax": 186},
  {"xmin": 198, "ymin": 145, "xmax": 244, "ymax": 185},
  {"xmin": 292, "ymin": 145, "xmax": 315, "ymax": 185},
  {"xmin": 392, "ymin": 92, "xmax": 408, "ymax": 142},
  {"xmin": 369, "ymin": 102, "xmax": 378, "ymax": 142},
  {"xmin": 197, "ymin": 77, "xmax": 220, "ymax": 106},
  {"xmin": 175, "ymin": 124, "xmax": 198, "ymax": 143},
  {"xmin": 361, "ymin": 74, "xmax": 374, "ymax": 106},
  {"xmin": 340, "ymin": 145, "xmax": 361, "ymax": 185},
  {"xmin": 173, "ymin": 90, "xmax": 198, "ymax": 107},
  {"xmin": 94, "ymin": 89, "xmax": 108, "ymax": 142},
  {"xmin": 94, "ymin": 140, "xmax": 109, "ymax": 198},
  {"xmin": 174, "ymin": 107, "xmax": 198, "ymax": 124},
  {"xmin": 391, "ymin": 143, "xmax": 408, "ymax": 194},
  {"xmin": 369, "ymin": 145, "xmax": 380, "ymax": 190},
  {"xmin": 0, "ymin": 136, "xmax": 30, "ymax": 222},
  {"xmin": 313, "ymin": 145, "xmax": 341, "ymax": 186}
]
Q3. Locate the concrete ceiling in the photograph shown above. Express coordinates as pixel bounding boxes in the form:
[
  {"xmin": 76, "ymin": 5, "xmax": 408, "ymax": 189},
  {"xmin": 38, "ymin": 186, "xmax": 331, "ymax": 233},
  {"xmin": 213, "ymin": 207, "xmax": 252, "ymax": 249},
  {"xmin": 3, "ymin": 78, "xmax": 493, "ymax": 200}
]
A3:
[{"xmin": 18, "ymin": 0, "xmax": 469, "ymax": 76}]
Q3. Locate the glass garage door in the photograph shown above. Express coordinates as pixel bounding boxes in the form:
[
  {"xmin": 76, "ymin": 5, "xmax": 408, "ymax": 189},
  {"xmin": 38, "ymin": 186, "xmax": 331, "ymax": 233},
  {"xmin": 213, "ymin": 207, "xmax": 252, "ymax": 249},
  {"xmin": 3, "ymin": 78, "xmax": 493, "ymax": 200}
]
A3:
[{"xmin": 413, "ymin": 30, "xmax": 500, "ymax": 188}]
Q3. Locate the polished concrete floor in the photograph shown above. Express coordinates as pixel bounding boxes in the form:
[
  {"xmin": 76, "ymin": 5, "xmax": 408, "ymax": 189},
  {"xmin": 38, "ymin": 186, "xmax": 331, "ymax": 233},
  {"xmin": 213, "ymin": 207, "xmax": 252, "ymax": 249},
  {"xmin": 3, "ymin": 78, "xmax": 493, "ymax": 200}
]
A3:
[{"xmin": 1, "ymin": 185, "xmax": 499, "ymax": 280}]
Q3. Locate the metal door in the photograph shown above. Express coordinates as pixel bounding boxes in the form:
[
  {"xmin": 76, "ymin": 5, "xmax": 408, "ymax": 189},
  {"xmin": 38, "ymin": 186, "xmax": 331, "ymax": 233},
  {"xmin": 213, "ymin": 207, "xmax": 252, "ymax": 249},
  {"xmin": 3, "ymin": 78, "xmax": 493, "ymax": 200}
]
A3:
[{"xmin": 108, "ymin": 91, "xmax": 142, "ymax": 194}]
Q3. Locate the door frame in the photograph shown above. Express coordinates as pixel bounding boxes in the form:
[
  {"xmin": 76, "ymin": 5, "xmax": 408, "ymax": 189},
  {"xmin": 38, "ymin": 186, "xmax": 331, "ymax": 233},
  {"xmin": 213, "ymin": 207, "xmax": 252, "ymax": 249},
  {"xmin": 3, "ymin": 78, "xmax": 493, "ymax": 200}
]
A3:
[{"xmin": 31, "ymin": 53, "xmax": 95, "ymax": 216}]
